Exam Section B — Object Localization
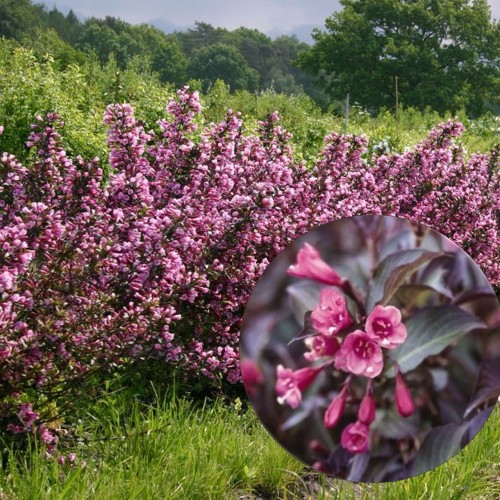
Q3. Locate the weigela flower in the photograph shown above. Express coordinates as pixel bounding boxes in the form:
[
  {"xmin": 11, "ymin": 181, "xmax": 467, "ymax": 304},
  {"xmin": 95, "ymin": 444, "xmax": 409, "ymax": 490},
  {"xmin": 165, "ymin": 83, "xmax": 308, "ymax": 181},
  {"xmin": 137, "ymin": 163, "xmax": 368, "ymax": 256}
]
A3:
[
  {"xmin": 304, "ymin": 334, "xmax": 340, "ymax": 362},
  {"xmin": 288, "ymin": 243, "xmax": 345, "ymax": 286},
  {"xmin": 311, "ymin": 288, "xmax": 352, "ymax": 336},
  {"xmin": 275, "ymin": 365, "xmax": 320, "ymax": 409},
  {"xmin": 334, "ymin": 331, "xmax": 384, "ymax": 378},
  {"xmin": 358, "ymin": 389, "xmax": 376, "ymax": 425},
  {"xmin": 240, "ymin": 358, "xmax": 264, "ymax": 397},
  {"xmin": 395, "ymin": 371, "xmax": 415, "ymax": 417},
  {"xmin": 324, "ymin": 384, "xmax": 348, "ymax": 428},
  {"xmin": 18, "ymin": 403, "xmax": 39, "ymax": 428},
  {"xmin": 341, "ymin": 421, "xmax": 370, "ymax": 454},
  {"xmin": 366, "ymin": 305, "xmax": 407, "ymax": 349}
]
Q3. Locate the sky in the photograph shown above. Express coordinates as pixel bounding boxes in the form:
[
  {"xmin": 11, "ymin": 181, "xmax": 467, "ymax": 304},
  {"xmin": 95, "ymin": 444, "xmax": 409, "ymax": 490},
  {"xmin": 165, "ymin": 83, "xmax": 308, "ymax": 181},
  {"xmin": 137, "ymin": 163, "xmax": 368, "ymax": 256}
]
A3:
[{"xmin": 42, "ymin": 0, "xmax": 500, "ymax": 44}]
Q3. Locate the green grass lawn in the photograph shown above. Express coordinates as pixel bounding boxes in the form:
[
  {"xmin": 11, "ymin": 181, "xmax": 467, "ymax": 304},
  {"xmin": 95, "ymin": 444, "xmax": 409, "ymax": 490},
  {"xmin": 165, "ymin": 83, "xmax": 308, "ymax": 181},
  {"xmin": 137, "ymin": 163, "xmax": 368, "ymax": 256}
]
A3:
[{"xmin": 0, "ymin": 389, "xmax": 498, "ymax": 499}]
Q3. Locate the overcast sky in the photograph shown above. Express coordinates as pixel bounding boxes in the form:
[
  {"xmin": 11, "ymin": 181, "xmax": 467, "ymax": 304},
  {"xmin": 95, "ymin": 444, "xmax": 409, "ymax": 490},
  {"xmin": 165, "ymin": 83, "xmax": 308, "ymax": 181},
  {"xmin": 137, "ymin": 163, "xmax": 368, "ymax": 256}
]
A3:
[{"xmin": 42, "ymin": 0, "xmax": 500, "ymax": 44}]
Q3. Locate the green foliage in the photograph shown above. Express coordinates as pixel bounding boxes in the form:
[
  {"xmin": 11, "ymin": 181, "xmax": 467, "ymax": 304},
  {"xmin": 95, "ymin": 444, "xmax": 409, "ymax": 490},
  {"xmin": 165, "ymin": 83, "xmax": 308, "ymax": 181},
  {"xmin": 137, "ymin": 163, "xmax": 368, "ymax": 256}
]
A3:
[
  {"xmin": 298, "ymin": 0, "xmax": 500, "ymax": 116},
  {"xmin": 0, "ymin": 38, "xmax": 174, "ymax": 167},
  {"xmin": 0, "ymin": 0, "xmax": 45, "ymax": 40},
  {"xmin": 186, "ymin": 42, "xmax": 260, "ymax": 92}
]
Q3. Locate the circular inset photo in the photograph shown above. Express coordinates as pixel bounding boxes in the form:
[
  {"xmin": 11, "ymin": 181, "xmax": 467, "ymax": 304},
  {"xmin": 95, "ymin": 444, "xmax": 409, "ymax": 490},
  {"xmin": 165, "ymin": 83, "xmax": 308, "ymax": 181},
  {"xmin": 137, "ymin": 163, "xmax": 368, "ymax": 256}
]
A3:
[{"xmin": 240, "ymin": 215, "xmax": 500, "ymax": 482}]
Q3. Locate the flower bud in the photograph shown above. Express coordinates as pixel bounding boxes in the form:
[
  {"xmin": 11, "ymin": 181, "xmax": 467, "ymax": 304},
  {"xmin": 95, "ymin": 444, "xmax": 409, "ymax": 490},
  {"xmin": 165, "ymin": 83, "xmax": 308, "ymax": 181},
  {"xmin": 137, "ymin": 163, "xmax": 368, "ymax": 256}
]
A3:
[
  {"xmin": 395, "ymin": 371, "xmax": 415, "ymax": 417},
  {"xmin": 324, "ymin": 385, "xmax": 348, "ymax": 428},
  {"xmin": 358, "ymin": 390, "xmax": 376, "ymax": 425}
]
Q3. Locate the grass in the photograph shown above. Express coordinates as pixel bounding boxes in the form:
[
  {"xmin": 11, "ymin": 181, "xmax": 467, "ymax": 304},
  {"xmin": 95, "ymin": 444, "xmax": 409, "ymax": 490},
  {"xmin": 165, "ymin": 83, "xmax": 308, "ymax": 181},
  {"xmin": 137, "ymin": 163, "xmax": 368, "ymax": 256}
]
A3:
[{"xmin": 0, "ymin": 387, "xmax": 498, "ymax": 499}]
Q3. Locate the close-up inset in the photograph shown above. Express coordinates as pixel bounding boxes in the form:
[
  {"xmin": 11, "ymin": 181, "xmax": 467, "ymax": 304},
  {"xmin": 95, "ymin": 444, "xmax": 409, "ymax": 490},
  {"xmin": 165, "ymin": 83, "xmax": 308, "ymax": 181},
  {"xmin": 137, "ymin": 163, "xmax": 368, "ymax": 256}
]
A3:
[{"xmin": 241, "ymin": 215, "xmax": 500, "ymax": 482}]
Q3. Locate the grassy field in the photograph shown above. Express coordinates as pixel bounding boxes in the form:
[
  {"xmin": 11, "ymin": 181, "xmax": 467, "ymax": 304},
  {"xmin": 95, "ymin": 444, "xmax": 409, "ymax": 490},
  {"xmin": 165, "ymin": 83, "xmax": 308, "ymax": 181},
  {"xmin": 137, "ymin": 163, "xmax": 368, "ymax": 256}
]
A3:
[{"xmin": 0, "ymin": 385, "xmax": 498, "ymax": 500}]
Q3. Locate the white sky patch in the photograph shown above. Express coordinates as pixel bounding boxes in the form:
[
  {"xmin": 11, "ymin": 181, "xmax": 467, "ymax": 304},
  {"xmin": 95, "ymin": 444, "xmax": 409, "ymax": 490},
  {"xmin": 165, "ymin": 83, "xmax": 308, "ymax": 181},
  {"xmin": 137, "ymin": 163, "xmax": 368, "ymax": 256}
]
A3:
[{"xmin": 43, "ymin": 0, "xmax": 500, "ymax": 41}]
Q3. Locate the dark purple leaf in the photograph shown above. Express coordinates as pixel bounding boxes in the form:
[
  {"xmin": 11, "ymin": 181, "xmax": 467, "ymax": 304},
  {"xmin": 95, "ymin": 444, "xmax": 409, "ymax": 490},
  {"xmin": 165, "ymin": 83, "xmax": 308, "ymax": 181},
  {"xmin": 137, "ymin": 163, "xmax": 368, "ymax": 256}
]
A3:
[
  {"xmin": 410, "ymin": 422, "xmax": 469, "ymax": 476},
  {"xmin": 394, "ymin": 284, "xmax": 451, "ymax": 309},
  {"xmin": 287, "ymin": 311, "xmax": 320, "ymax": 345},
  {"xmin": 371, "ymin": 408, "xmax": 420, "ymax": 439},
  {"xmin": 347, "ymin": 451, "xmax": 371, "ymax": 482},
  {"xmin": 286, "ymin": 282, "xmax": 320, "ymax": 324},
  {"xmin": 367, "ymin": 249, "xmax": 445, "ymax": 311},
  {"xmin": 387, "ymin": 306, "xmax": 486, "ymax": 375},
  {"xmin": 463, "ymin": 406, "xmax": 495, "ymax": 443},
  {"xmin": 464, "ymin": 358, "xmax": 500, "ymax": 418}
]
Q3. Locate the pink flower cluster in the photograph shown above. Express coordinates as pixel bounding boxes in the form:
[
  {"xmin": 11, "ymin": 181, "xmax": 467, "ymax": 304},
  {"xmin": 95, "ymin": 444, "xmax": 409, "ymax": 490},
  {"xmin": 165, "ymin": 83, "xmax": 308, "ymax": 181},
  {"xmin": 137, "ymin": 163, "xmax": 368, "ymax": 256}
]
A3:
[
  {"xmin": 276, "ymin": 243, "xmax": 416, "ymax": 454},
  {"xmin": 1, "ymin": 87, "xmax": 497, "ymax": 442}
]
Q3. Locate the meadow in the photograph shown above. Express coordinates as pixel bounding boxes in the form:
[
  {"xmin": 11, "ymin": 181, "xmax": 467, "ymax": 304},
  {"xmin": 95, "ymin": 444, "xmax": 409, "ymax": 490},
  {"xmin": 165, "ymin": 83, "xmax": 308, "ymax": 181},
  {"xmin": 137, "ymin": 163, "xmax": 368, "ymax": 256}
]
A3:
[{"xmin": 1, "ymin": 385, "xmax": 498, "ymax": 499}]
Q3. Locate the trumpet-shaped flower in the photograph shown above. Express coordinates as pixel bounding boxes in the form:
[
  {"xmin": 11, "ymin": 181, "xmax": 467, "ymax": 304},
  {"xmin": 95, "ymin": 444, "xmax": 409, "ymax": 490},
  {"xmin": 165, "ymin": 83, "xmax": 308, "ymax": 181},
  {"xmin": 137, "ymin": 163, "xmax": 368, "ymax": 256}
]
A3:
[
  {"xmin": 311, "ymin": 288, "xmax": 352, "ymax": 336},
  {"xmin": 288, "ymin": 243, "xmax": 344, "ymax": 286},
  {"xmin": 275, "ymin": 365, "xmax": 320, "ymax": 409},
  {"xmin": 341, "ymin": 421, "xmax": 370, "ymax": 454},
  {"xmin": 334, "ymin": 331, "xmax": 384, "ymax": 378},
  {"xmin": 304, "ymin": 334, "xmax": 340, "ymax": 361},
  {"xmin": 366, "ymin": 305, "xmax": 407, "ymax": 349}
]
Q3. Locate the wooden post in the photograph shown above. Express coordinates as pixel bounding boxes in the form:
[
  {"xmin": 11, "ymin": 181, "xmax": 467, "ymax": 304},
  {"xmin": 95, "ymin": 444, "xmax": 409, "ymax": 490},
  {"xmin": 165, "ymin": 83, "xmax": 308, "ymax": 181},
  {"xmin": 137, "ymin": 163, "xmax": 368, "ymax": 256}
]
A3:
[
  {"xmin": 395, "ymin": 76, "xmax": 400, "ymax": 139},
  {"xmin": 344, "ymin": 93, "xmax": 350, "ymax": 134}
]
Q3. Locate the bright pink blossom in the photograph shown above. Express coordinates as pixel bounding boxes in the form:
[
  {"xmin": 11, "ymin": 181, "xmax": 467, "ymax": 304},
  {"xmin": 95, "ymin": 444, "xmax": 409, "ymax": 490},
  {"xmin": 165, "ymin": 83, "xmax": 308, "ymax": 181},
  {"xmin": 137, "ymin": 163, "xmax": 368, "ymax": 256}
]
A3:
[
  {"xmin": 275, "ymin": 365, "xmax": 320, "ymax": 409},
  {"xmin": 39, "ymin": 425, "xmax": 58, "ymax": 445},
  {"xmin": 395, "ymin": 371, "xmax": 415, "ymax": 417},
  {"xmin": 288, "ymin": 243, "xmax": 344, "ymax": 286},
  {"xmin": 311, "ymin": 288, "xmax": 352, "ymax": 336},
  {"xmin": 334, "ymin": 331, "xmax": 384, "ymax": 378},
  {"xmin": 18, "ymin": 403, "xmax": 38, "ymax": 428},
  {"xmin": 341, "ymin": 421, "xmax": 370, "ymax": 454},
  {"xmin": 366, "ymin": 305, "xmax": 407, "ymax": 349},
  {"xmin": 304, "ymin": 334, "xmax": 340, "ymax": 361},
  {"xmin": 324, "ymin": 385, "xmax": 348, "ymax": 428}
]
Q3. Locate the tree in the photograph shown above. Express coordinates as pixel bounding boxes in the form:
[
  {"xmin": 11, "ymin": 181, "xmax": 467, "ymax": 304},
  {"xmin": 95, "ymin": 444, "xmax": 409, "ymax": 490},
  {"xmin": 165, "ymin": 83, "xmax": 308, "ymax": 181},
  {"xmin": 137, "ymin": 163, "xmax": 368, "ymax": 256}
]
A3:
[
  {"xmin": 186, "ymin": 43, "xmax": 259, "ymax": 92},
  {"xmin": 0, "ymin": 0, "xmax": 45, "ymax": 39},
  {"xmin": 297, "ymin": 0, "xmax": 500, "ymax": 116}
]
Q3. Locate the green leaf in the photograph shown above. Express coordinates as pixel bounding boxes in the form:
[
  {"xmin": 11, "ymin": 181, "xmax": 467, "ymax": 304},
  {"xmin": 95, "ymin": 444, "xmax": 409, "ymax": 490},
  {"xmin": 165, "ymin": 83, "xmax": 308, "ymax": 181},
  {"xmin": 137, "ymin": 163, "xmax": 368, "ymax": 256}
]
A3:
[
  {"xmin": 387, "ymin": 306, "xmax": 486, "ymax": 376},
  {"xmin": 410, "ymin": 421, "xmax": 469, "ymax": 476},
  {"xmin": 367, "ymin": 249, "xmax": 445, "ymax": 311}
]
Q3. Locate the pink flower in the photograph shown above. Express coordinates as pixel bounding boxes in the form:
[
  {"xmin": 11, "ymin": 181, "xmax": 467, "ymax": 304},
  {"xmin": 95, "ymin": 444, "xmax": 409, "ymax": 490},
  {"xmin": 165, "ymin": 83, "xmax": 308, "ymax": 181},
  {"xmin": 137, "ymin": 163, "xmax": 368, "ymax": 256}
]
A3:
[
  {"xmin": 365, "ymin": 305, "xmax": 407, "ymax": 349},
  {"xmin": 288, "ymin": 243, "xmax": 344, "ymax": 286},
  {"xmin": 39, "ymin": 425, "xmax": 58, "ymax": 445},
  {"xmin": 240, "ymin": 358, "xmax": 264, "ymax": 397},
  {"xmin": 311, "ymin": 288, "xmax": 352, "ymax": 336},
  {"xmin": 341, "ymin": 421, "xmax": 370, "ymax": 454},
  {"xmin": 324, "ymin": 385, "xmax": 348, "ymax": 428},
  {"xmin": 334, "ymin": 331, "xmax": 384, "ymax": 378},
  {"xmin": 275, "ymin": 365, "xmax": 320, "ymax": 409},
  {"xmin": 395, "ymin": 371, "xmax": 415, "ymax": 417},
  {"xmin": 0, "ymin": 271, "xmax": 15, "ymax": 293},
  {"xmin": 304, "ymin": 334, "xmax": 340, "ymax": 361},
  {"xmin": 18, "ymin": 403, "xmax": 39, "ymax": 428},
  {"xmin": 358, "ymin": 390, "xmax": 376, "ymax": 425}
]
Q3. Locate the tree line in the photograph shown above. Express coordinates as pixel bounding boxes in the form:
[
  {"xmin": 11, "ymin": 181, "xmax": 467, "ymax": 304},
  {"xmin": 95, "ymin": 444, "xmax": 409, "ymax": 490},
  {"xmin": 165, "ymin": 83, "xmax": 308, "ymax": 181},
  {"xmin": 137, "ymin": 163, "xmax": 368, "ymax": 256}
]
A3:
[{"xmin": 0, "ymin": 0, "xmax": 498, "ymax": 116}]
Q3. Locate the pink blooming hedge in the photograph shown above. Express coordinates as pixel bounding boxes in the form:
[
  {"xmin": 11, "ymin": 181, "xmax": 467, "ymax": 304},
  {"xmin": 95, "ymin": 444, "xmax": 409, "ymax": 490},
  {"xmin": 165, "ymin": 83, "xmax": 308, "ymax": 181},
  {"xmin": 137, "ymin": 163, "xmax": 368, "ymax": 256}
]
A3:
[{"xmin": 0, "ymin": 87, "xmax": 499, "ymax": 441}]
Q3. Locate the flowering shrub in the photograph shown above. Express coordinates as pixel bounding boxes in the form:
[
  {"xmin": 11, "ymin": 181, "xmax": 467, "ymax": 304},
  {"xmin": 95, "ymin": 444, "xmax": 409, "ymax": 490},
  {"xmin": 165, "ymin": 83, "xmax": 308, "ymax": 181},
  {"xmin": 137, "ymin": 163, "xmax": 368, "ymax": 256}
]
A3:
[
  {"xmin": 241, "ymin": 217, "xmax": 500, "ymax": 481},
  {"xmin": 0, "ymin": 87, "xmax": 499, "ymax": 445}
]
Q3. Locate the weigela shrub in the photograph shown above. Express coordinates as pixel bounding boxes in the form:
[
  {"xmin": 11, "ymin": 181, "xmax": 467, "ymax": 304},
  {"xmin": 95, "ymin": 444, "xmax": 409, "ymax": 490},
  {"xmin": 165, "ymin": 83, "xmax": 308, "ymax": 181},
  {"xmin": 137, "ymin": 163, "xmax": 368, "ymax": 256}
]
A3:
[{"xmin": 0, "ymin": 88, "xmax": 498, "ymax": 442}]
